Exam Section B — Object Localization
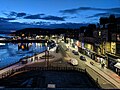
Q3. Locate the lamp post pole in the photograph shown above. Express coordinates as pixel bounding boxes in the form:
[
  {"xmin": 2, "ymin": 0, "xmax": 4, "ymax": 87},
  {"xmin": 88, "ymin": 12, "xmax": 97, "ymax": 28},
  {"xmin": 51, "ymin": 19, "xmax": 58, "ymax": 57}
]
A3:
[
  {"xmin": 47, "ymin": 47, "xmax": 49, "ymax": 67},
  {"xmin": 45, "ymin": 43, "xmax": 47, "ymax": 67}
]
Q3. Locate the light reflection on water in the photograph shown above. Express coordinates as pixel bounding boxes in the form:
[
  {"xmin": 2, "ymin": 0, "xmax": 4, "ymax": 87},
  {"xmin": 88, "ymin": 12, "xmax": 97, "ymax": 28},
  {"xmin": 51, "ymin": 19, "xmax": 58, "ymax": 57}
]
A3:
[{"xmin": 0, "ymin": 43, "xmax": 47, "ymax": 69}]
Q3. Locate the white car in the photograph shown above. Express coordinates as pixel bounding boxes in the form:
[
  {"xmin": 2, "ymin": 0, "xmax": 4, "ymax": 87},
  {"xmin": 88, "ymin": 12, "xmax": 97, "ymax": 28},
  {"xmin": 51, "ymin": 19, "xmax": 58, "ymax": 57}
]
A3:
[{"xmin": 68, "ymin": 58, "xmax": 78, "ymax": 66}]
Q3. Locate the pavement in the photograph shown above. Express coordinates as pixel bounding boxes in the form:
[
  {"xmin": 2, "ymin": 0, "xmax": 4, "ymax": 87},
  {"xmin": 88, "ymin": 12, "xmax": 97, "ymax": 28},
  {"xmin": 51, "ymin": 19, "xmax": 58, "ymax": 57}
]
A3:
[
  {"xmin": 64, "ymin": 42, "xmax": 120, "ymax": 89},
  {"xmin": 0, "ymin": 46, "xmax": 62, "ymax": 79}
]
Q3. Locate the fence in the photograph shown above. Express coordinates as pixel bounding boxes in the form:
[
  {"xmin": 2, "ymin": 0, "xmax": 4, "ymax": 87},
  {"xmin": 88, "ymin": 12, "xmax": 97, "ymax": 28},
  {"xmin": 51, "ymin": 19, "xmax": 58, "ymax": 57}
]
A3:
[
  {"xmin": 1, "ymin": 66, "xmax": 101, "ymax": 88},
  {"xmin": 1, "ymin": 66, "xmax": 86, "ymax": 79}
]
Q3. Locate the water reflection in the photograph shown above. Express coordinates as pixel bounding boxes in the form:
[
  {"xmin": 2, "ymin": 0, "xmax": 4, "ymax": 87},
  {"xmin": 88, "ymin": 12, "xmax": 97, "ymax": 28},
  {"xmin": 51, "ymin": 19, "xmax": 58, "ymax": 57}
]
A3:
[{"xmin": 0, "ymin": 43, "xmax": 47, "ymax": 69}]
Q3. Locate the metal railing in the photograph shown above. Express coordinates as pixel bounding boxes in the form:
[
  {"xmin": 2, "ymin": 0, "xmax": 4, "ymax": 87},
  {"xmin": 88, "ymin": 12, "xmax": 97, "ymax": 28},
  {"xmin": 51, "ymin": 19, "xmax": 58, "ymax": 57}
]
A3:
[
  {"xmin": 1, "ymin": 66, "xmax": 86, "ymax": 79},
  {"xmin": 0, "ymin": 66, "xmax": 101, "ymax": 88}
]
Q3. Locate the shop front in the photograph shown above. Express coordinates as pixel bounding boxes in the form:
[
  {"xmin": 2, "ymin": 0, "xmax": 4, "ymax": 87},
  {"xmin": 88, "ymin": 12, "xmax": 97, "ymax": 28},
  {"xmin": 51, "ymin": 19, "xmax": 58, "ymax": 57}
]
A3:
[
  {"xmin": 111, "ymin": 42, "xmax": 116, "ymax": 54},
  {"xmin": 95, "ymin": 54, "xmax": 107, "ymax": 66},
  {"xmin": 70, "ymin": 39, "xmax": 76, "ymax": 48},
  {"xmin": 106, "ymin": 53, "xmax": 119, "ymax": 73},
  {"xmin": 85, "ymin": 49, "xmax": 96, "ymax": 60},
  {"xmin": 84, "ymin": 43, "xmax": 95, "ymax": 59}
]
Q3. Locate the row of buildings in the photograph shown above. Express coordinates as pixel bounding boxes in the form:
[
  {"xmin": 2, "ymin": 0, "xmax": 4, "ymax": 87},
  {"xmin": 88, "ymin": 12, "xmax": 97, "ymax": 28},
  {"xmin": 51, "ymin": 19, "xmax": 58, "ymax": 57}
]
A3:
[
  {"xmin": 11, "ymin": 15, "xmax": 120, "ymax": 75},
  {"xmin": 65, "ymin": 15, "xmax": 120, "ymax": 75}
]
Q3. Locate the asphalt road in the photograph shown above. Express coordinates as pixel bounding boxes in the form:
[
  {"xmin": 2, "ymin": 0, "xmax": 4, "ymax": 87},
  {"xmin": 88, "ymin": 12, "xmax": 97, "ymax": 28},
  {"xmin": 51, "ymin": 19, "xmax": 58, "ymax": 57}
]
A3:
[{"xmin": 59, "ymin": 42, "xmax": 117, "ymax": 89}]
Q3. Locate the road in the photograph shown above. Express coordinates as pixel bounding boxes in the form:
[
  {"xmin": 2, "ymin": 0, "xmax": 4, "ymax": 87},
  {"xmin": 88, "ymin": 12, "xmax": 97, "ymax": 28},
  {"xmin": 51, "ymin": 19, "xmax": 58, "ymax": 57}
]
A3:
[{"xmin": 59, "ymin": 42, "xmax": 119, "ymax": 89}]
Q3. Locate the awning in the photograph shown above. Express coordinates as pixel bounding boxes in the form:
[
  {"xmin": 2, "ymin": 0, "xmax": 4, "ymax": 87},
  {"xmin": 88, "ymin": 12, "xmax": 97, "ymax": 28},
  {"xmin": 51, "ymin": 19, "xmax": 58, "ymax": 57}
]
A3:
[{"xmin": 114, "ymin": 63, "xmax": 120, "ymax": 69}]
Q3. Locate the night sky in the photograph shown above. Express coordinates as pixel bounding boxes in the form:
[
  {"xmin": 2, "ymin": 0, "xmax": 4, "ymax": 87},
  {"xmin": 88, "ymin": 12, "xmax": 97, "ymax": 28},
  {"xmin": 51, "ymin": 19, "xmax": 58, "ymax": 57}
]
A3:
[{"xmin": 0, "ymin": 0, "xmax": 120, "ymax": 31}]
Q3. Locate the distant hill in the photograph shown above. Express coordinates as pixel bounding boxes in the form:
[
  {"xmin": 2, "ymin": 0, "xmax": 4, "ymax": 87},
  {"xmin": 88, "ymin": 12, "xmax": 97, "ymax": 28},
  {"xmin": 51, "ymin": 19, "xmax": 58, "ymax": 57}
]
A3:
[
  {"xmin": 11, "ymin": 27, "xmax": 81, "ymax": 37},
  {"xmin": 0, "ymin": 22, "xmax": 89, "ymax": 32},
  {"xmin": 0, "ymin": 31, "xmax": 11, "ymax": 34},
  {"xmin": 42, "ymin": 23, "xmax": 89, "ymax": 29}
]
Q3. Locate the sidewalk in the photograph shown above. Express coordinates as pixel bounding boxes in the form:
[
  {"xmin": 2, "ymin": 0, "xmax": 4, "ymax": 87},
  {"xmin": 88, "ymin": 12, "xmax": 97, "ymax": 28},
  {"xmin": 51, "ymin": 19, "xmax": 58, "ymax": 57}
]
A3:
[
  {"xmin": 64, "ymin": 43, "xmax": 120, "ymax": 88},
  {"xmin": 0, "ymin": 47, "xmax": 62, "ymax": 79}
]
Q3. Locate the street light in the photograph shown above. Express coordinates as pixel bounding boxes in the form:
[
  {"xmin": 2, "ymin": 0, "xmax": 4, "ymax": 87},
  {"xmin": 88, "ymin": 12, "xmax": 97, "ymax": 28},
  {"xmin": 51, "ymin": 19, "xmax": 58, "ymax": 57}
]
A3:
[
  {"xmin": 47, "ymin": 46, "xmax": 50, "ymax": 67},
  {"xmin": 45, "ymin": 42, "xmax": 50, "ymax": 67}
]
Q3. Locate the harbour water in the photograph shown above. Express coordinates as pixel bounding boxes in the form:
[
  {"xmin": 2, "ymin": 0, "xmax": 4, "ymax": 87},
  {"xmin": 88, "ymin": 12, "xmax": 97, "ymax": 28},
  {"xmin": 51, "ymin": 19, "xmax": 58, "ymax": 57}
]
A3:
[{"xmin": 0, "ymin": 42, "xmax": 47, "ymax": 69}]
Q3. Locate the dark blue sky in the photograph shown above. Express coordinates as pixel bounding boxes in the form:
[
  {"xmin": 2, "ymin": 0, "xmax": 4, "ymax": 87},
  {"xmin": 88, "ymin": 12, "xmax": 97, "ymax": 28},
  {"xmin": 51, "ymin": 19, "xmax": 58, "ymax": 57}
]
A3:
[{"xmin": 0, "ymin": 0, "xmax": 120, "ymax": 30}]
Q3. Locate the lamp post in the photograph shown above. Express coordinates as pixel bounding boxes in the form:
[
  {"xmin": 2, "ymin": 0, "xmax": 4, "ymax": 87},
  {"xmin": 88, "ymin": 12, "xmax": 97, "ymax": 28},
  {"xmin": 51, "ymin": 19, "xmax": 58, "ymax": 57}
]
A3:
[
  {"xmin": 45, "ymin": 43, "xmax": 47, "ymax": 67},
  {"xmin": 45, "ymin": 42, "xmax": 50, "ymax": 67},
  {"xmin": 47, "ymin": 46, "xmax": 49, "ymax": 67}
]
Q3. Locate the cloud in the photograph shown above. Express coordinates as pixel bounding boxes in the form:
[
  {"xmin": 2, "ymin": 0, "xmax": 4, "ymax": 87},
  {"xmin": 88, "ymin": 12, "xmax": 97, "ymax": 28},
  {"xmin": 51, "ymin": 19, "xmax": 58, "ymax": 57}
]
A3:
[
  {"xmin": 2, "ymin": 11, "xmax": 66, "ymax": 21},
  {"xmin": 0, "ymin": 17, "xmax": 16, "ymax": 21},
  {"xmin": 24, "ymin": 14, "xmax": 41, "ymax": 19},
  {"xmin": 86, "ymin": 13, "xmax": 109, "ymax": 18},
  {"xmin": 9, "ymin": 11, "xmax": 17, "ymax": 17},
  {"xmin": 24, "ymin": 14, "xmax": 66, "ymax": 21},
  {"xmin": 3, "ymin": 11, "xmax": 26, "ymax": 17},
  {"xmin": 3, "ymin": 11, "xmax": 46, "ymax": 19},
  {"xmin": 71, "ymin": 16, "xmax": 77, "ymax": 19},
  {"xmin": 41, "ymin": 16, "xmax": 66, "ymax": 21},
  {"xmin": 17, "ymin": 13, "xmax": 26, "ymax": 17},
  {"xmin": 109, "ymin": 8, "xmax": 120, "ymax": 13},
  {"xmin": 86, "ymin": 13, "xmax": 120, "ymax": 18},
  {"xmin": 60, "ymin": 7, "xmax": 120, "ymax": 14},
  {"xmin": 60, "ymin": 7, "xmax": 99, "ymax": 14}
]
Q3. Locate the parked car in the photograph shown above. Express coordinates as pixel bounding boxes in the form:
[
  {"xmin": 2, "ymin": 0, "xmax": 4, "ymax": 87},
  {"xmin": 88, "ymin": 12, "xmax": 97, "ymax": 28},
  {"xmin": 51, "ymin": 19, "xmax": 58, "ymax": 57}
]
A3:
[
  {"xmin": 21, "ymin": 59, "xmax": 28, "ymax": 64},
  {"xmin": 72, "ymin": 50, "xmax": 79, "ymax": 55},
  {"xmin": 72, "ymin": 50, "xmax": 75, "ymax": 53},
  {"xmin": 68, "ymin": 58, "xmax": 78, "ymax": 66},
  {"xmin": 90, "ymin": 61, "xmax": 94, "ymax": 65},
  {"xmin": 80, "ymin": 56, "xmax": 86, "ymax": 61}
]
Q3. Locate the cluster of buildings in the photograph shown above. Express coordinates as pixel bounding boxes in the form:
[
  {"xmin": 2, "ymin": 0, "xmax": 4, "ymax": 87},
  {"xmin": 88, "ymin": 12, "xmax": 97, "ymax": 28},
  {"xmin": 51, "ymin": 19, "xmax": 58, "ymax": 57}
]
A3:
[
  {"xmin": 65, "ymin": 15, "xmax": 120, "ymax": 76},
  {"xmin": 7, "ymin": 15, "xmax": 120, "ymax": 75}
]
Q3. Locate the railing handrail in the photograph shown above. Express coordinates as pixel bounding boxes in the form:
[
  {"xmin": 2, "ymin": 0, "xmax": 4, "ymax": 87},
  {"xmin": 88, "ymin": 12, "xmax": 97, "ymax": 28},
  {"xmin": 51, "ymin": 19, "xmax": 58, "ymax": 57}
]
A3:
[
  {"xmin": 1, "ymin": 66, "xmax": 86, "ymax": 79},
  {"xmin": 1, "ymin": 66, "xmax": 101, "ymax": 88},
  {"xmin": 16, "ymin": 66, "xmax": 86, "ymax": 72}
]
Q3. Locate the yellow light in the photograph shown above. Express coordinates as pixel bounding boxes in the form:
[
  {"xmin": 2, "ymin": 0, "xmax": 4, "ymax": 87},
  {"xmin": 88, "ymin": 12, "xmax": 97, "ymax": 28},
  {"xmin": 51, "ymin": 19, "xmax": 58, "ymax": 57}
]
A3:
[
  {"xmin": 22, "ymin": 34, "xmax": 25, "ymax": 36},
  {"xmin": 21, "ymin": 45, "xmax": 24, "ymax": 49}
]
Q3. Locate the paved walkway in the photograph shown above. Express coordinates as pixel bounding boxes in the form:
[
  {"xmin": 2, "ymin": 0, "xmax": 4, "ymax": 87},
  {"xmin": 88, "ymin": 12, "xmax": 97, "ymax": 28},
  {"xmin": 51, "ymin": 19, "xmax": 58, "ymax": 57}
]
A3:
[
  {"xmin": 65, "ymin": 43, "xmax": 120, "ymax": 89},
  {"xmin": 0, "ymin": 46, "xmax": 62, "ymax": 79}
]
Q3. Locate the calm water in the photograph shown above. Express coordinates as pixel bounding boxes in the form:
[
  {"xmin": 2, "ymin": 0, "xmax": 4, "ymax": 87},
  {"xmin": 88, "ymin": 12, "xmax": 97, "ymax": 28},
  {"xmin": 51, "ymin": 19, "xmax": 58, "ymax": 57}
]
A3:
[{"xmin": 0, "ymin": 43, "xmax": 47, "ymax": 69}]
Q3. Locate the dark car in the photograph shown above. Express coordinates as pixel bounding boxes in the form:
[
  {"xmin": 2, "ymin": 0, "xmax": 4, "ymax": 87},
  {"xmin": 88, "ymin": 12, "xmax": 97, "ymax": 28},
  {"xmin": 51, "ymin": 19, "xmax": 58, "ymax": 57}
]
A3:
[
  {"xmin": 80, "ymin": 56, "xmax": 86, "ymax": 61},
  {"xmin": 74, "ymin": 51, "xmax": 79, "ymax": 55},
  {"xmin": 72, "ymin": 50, "xmax": 79, "ymax": 55},
  {"xmin": 72, "ymin": 50, "xmax": 75, "ymax": 53}
]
